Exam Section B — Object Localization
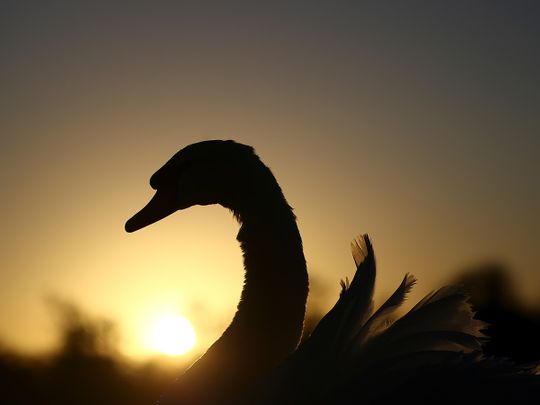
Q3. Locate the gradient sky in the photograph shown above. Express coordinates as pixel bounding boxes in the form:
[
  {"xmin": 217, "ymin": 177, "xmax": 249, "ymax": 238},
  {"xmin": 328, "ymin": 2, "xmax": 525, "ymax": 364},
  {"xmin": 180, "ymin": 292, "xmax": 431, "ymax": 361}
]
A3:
[{"xmin": 1, "ymin": 1, "xmax": 539, "ymax": 360}]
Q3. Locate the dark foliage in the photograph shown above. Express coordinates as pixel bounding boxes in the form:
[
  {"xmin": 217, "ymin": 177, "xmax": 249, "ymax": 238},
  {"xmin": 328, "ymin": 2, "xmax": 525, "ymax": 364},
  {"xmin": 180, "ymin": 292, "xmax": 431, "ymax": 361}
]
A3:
[
  {"xmin": 0, "ymin": 300, "xmax": 181, "ymax": 405},
  {"xmin": 456, "ymin": 263, "xmax": 540, "ymax": 365}
]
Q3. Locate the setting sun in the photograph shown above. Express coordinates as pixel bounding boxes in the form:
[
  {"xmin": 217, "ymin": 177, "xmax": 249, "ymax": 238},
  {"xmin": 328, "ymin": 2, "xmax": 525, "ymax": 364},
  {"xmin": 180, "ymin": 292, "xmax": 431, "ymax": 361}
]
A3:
[{"xmin": 149, "ymin": 314, "xmax": 196, "ymax": 356}]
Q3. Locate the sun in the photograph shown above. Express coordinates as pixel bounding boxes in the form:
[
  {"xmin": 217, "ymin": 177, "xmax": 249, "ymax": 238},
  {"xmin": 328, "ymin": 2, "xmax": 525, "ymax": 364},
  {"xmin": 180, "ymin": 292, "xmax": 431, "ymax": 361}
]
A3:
[{"xmin": 149, "ymin": 314, "xmax": 196, "ymax": 356}]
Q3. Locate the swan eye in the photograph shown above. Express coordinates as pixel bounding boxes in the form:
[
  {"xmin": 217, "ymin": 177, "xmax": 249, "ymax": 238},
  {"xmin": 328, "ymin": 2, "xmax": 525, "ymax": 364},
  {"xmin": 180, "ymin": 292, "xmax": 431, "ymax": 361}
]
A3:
[
  {"xmin": 150, "ymin": 160, "xmax": 193, "ymax": 189},
  {"xmin": 179, "ymin": 160, "xmax": 194, "ymax": 173}
]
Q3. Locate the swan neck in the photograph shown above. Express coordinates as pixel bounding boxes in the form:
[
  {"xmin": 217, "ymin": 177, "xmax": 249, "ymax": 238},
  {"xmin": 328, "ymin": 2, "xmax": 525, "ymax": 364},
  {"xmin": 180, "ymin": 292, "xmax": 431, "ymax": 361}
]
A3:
[{"xmin": 171, "ymin": 163, "xmax": 309, "ymax": 403}]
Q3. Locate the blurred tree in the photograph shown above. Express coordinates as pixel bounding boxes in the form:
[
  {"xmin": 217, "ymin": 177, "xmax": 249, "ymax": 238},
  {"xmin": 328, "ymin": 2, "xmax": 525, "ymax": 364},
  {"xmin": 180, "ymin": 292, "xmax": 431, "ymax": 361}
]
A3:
[
  {"xmin": 456, "ymin": 263, "xmax": 540, "ymax": 365},
  {"xmin": 0, "ymin": 298, "xmax": 178, "ymax": 405}
]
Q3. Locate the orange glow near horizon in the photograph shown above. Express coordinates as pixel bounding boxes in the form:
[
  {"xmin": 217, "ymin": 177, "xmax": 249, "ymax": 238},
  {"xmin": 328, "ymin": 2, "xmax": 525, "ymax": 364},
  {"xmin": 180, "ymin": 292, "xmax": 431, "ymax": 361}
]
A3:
[{"xmin": 1, "ymin": 2, "xmax": 539, "ymax": 363}]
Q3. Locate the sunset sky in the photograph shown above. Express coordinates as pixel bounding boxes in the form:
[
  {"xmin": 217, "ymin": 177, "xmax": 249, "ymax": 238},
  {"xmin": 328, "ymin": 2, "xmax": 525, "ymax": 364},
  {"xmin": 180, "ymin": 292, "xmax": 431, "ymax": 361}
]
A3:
[{"xmin": 1, "ymin": 1, "xmax": 539, "ymax": 360}]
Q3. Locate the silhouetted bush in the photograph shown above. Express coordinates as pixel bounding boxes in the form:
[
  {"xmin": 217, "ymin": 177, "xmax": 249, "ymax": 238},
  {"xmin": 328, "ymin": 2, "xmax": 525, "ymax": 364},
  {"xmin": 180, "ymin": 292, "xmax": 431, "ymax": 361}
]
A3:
[
  {"xmin": 456, "ymin": 263, "xmax": 540, "ymax": 365},
  {"xmin": 0, "ymin": 299, "xmax": 183, "ymax": 405}
]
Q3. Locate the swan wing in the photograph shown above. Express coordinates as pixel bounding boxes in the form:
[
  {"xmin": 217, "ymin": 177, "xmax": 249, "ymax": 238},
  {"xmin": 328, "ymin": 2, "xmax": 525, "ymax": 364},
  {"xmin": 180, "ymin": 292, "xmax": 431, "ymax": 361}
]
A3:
[
  {"xmin": 263, "ymin": 234, "xmax": 540, "ymax": 403},
  {"xmin": 290, "ymin": 235, "xmax": 377, "ymax": 362}
]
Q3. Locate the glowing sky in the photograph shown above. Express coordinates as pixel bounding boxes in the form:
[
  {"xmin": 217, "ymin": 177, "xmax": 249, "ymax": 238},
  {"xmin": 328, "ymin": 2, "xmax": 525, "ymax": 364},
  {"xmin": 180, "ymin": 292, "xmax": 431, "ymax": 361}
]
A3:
[{"xmin": 1, "ymin": 1, "xmax": 539, "ymax": 359}]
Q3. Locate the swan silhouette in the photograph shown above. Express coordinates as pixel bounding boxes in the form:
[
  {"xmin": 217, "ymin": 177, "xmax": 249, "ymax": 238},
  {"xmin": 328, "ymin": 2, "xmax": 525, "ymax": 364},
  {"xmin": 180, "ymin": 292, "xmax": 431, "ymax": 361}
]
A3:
[{"xmin": 126, "ymin": 140, "xmax": 539, "ymax": 404}]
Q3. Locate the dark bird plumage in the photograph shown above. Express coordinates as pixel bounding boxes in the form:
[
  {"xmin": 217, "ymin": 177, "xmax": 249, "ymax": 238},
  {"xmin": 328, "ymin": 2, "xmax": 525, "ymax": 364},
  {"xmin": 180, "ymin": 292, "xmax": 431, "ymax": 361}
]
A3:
[{"xmin": 126, "ymin": 140, "xmax": 539, "ymax": 404}]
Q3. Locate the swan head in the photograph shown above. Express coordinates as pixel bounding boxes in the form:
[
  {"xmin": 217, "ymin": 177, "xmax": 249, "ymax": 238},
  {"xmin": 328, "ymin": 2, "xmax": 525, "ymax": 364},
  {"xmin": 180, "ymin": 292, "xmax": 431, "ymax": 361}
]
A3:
[{"xmin": 125, "ymin": 140, "xmax": 258, "ymax": 232}]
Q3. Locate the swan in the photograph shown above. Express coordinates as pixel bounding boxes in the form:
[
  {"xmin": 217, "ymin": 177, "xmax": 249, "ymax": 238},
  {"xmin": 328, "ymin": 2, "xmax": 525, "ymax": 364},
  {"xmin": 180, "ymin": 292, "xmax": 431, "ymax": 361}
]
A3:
[{"xmin": 125, "ymin": 140, "xmax": 539, "ymax": 404}]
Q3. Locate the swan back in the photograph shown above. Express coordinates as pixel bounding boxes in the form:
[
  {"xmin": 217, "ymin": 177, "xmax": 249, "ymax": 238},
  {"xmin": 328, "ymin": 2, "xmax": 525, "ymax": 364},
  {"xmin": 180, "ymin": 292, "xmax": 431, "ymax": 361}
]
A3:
[{"xmin": 261, "ymin": 235, "xmax": 539, "ymax": 403}]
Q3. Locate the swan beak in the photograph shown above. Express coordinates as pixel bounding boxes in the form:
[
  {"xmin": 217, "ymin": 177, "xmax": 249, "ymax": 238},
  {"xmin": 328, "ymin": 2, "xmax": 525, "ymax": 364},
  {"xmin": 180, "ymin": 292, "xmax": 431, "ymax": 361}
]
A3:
[{"xmin": 125, "ymin": 189, "xmax": 178, "ymax": 233}]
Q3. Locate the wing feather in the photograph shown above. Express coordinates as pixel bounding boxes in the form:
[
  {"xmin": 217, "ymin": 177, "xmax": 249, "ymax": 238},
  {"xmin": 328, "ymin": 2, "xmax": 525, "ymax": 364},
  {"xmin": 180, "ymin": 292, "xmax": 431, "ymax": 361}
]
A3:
[{"xmin": 263, "ymin": 233, "xmax": 539, "ymax": 404}]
